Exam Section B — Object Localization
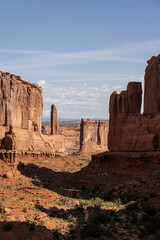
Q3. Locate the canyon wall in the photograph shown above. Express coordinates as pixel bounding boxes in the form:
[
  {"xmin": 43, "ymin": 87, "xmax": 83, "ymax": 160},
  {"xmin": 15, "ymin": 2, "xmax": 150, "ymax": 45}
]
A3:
[
  {"xmin": 80, "ymin": 119, "xmax": 108, "ymax": 153},
  {"xmin": 0, "ymin": 72, "xmax": 65, "ymax": 153},
  {"xmin": 109, "ymin": 55, "xmax": 160, "ymax": 151},
  {"xmin": 0, "ymin": 72, "xmax": 43, "ymax": 132}
]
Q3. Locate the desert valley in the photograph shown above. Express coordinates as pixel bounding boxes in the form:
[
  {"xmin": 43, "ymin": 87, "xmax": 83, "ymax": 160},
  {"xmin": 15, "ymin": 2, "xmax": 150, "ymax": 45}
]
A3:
[
  {"xmin": 1, "ymin": 1, "xmax": 160, "ymax": 239},
  {"xmin": 0, "ymin": 55, "xmax": 159, "ymax": 240}
]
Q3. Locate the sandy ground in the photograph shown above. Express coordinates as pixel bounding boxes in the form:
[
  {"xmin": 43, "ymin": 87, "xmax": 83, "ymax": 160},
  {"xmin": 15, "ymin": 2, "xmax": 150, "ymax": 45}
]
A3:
[{"xmin": 0, "ymin": 152, "xmax": 159, "ymax": 240}]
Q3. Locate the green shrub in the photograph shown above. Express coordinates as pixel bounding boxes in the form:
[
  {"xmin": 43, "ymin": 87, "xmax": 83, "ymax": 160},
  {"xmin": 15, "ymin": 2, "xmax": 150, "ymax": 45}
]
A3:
[
  {"xmin": 39, "ymin": 220, "xmax": 45, "ymax": 226},
  {"xmin": 68, "ymin": 223, "xmax": 76, "ymax": 234},
  {"xmin": 115, "ymin": 198, "xmax": 122, "ymax": 207},
  {"xmin": 1, "ymin": 210, "xmax": 7, "ymax": 220},
  {"xmin": 91, "ymin": 197, "xmax": 104, "ymax": 209},
  {"xmin": 23, "ymin": 208, "xmax": 27, "ymax": 213}
]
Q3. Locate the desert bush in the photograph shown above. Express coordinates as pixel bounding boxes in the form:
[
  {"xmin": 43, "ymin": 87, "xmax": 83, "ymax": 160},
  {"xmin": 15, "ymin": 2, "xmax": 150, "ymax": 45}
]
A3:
[
  {"xmin": 115, "ymin": 198, "xmax": 122, "ymax": 207},
  {"xmin": 68, "ymin": 223, "xmax": 76, "ymax": 234},
  {"xmin": 23, "ymin": 208, "xmax": 27, "ymax": 213},
  {"xmin": 91, "ymin": 197, "xmax": 104, "ymax": 209},
  {"xmin": 39, "ymin": 220, "xmax": 45, "ymax": 226},
  {"xmin": 1, "ymin": 210, "xmax": 7, "ymax": 220}
]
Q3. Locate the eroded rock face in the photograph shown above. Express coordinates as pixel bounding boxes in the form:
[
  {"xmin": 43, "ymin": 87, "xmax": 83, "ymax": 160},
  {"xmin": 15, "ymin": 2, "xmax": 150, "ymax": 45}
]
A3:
[
  {"xmin": 80, "ymin": 119, "xmax": 108, "ymax": 153},
  {"xmin": 144, "ymin": 56, "xmax": 160, "ymax": 115},
  {"xmin": 0, "ymin": 71, "xmax": 65, "ymax": 153},
  {"xmin": 0, "ymin": 72, "xmax": 43, "ymax": 132},
  {"xmin": 109, "ymin": 55, "xmax": 160, "ymax": 151},
  {"xmin": 51, "ymin": 104, "xmax": 59, "ymax": 135}
]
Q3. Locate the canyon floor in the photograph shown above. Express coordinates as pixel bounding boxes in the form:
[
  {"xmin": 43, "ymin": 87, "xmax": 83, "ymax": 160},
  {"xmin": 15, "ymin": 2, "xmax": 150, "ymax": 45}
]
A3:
[{"xmin": 0, "ymin": 150, "xmax": 159, "ymax": 240}]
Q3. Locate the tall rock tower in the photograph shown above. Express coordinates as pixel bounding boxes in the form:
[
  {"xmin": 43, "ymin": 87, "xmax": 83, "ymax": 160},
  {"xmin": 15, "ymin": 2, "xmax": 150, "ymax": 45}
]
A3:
[{"xmin": 51, "ymin": 104, "xmax": 59, "ymax": 135}]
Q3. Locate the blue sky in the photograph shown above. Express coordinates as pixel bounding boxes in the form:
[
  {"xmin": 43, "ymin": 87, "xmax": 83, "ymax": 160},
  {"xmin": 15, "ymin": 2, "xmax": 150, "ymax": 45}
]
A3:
[{"xmin": 0, "ymin": 0, "xmax": 160, "ymax": 119}]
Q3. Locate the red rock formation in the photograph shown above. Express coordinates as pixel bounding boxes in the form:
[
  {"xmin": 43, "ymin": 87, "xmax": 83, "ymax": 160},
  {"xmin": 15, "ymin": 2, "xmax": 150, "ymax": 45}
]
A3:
[
  {"xmin": 0, "ymin": 71, "xmax": 65, "ymax": 153},
  {"xmin": 109, "ymin": 55, "xmax": 160, "ymax": 151},
  {"xmin": 144, "ymin": 56, "xmax": 160, "ymax": 115},
  {"xmin": 80, "ymin": 119, "xmax": 108, "ymax": 153},
  {"xmin": 0, "ymin": 72, "xmax": 43, "ymax": 132},
  {"xmin": 51, "ymin": 104, "xmax": 59, "ymax": 135}
]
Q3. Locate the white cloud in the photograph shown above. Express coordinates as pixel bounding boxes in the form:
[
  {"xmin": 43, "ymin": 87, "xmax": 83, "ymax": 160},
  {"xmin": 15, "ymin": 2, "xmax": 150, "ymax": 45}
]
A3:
[
  {"xmin": 0, "ymin": 49, "xmax": 48, "ymax": 54},
  {"xmin": 37, "ymin": 72, "xmax": 143, "ymax": 119},
  {"xmin": 37, "ymin": 80, "xmax": 46, "ymax": 86},
  {"xmin": 41, "ymin": 81, "xmax": 125, "ymax": 119},
  {"xmin": 1, "ymin": 39, "xmax": 160, "ymax": 72},
  {"xmin": 0, "ymin": 40, "xmax": 151, "ymax": 119}
]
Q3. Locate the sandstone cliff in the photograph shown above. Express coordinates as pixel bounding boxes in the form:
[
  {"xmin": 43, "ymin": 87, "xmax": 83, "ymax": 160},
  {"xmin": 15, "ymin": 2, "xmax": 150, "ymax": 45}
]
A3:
[
  {"xmin": 109, "ymin": 55, "xmax": 160, "ymax": 151},
  {"xmin": 80, "ymin": 119, "xmax": 108, "ymax": 153},
  {"xmin": 0, "ymin": 72, "xmax": 43, "ymax": 132},
  {"xmin": 0, "ymin": 71, "xmax": 65, "ymax": 153}
]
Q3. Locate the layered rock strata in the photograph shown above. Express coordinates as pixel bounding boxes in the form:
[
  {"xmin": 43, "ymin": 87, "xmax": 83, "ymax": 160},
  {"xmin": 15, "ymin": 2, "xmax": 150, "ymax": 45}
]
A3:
[
  {"xmin": 0, "ymin": 71, "xmax": 65, "ymax": 153},
  {"xmin": 0, "ymin": 72, "xmax": 42, "ymax": 132},
  {"xmin": 109, "ymin": 55, "xmax": 160, "ymax": 151},
  {"xmin": 80, "ymin": 119, "xmax": 108, "ymax": 153}
]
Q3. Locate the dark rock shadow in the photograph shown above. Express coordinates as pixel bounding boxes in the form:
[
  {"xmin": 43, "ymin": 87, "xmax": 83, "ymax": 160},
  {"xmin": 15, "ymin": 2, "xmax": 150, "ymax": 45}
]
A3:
[
  {"xmin": 34, "ymin": 202, "xmax": 160, "ymax": 240},
  {"xmin": 17, "ymin": 162, "xmax": 101, "ymax": 200},
  {"xmin": 0, "ymin": 220, "xmax": 60, "ymax": 240}
]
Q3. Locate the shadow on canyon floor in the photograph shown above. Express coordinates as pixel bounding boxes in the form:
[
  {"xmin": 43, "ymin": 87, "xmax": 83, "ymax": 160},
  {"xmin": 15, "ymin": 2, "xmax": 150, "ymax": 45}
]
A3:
[
  {"xmin": 17, "ymin": 158, "xmax": 160, "ymax": 203},
  {"xmin": 9, "ymin": 159, "xmax": 159, "ymax": 239},
  {"xmin": 1, "ymin": 202, "xmax": 160, "ymax": 240},
  {"xmin": 17, "ymin": 161, "xmax": 102, "ymax": 200}
]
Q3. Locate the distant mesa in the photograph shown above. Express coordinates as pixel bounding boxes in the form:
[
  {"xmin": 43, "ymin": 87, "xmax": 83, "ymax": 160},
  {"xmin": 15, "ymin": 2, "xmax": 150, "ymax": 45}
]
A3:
[{"xmin": 80, "ymin": 118, "xmax": 108, "ymax": 153}]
